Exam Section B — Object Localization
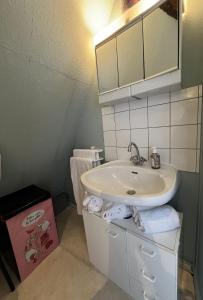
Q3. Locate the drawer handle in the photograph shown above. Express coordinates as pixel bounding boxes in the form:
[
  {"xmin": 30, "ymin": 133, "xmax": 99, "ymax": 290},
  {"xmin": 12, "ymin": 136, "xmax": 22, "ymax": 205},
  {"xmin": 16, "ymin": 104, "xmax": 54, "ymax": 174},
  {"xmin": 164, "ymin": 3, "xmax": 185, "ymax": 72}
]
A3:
[
  {"xmin": 140, "ymin": 245, "xmax": 156, "ymax": 258},
  {"xmin": 106, "ymin": 229, "xmax": 119, "ymax": 239},
  {"xmin": 141, "ymin": 269, "xmax": 156, "ymax": 283},
  {"xmin": 143, "ymin": 291, "xmax": 156, "ymax": 300}
]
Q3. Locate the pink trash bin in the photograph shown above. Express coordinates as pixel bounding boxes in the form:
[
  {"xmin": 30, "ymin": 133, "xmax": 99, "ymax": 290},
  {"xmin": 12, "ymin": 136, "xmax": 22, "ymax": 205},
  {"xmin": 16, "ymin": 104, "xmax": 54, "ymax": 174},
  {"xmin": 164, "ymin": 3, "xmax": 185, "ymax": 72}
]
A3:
[{"xmin": 0, "ymin": 185, "xmax": 59, "ymax": 281}]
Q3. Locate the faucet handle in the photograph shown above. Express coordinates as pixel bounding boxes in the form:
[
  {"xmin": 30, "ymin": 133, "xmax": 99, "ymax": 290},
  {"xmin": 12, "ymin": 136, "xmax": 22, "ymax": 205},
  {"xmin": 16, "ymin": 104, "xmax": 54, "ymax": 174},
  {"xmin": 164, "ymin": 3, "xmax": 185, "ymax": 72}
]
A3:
[
  {"xmin": 140, "ymin": 156, "xmax": 147, "ymax": 165},
  {"xmin": 130, "ymin": 155, "xmax": 139, "ymax": 164}
]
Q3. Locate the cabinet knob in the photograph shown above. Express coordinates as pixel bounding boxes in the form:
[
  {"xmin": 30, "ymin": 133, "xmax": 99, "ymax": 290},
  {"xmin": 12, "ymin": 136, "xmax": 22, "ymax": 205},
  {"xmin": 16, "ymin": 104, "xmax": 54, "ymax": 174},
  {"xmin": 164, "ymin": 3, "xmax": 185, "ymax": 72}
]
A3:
[
  {"xmin": 106, "ymin": 229, "xmax": 119, "ymax": 239},
  {"xmin": 143, "ymin": 290, "xmax": 156, "ymax": 300},
  {"xmin": 141, "ymin": 269, "xmax": 156, "ymax": 283},
  {"xmin": 140, "ymin": 245, "xmax": 156, "ymax": 258}
]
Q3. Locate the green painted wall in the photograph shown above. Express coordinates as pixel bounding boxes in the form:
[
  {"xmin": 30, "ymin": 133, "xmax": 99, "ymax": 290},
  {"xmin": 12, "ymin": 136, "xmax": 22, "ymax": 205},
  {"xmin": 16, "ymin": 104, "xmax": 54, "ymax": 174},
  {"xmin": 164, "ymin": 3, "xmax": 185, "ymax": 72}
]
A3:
[
  {"xmin": 171, "ymin": 171, "xmax": 200, "ymax": 264},
  {"xmin": 182, "ymin": 0, "xmax": 203, "ymax": 88},
  {"xmin": 0, "ymin": 1, "xmax": 105, "ymax": 213},
  {"xmin": 195, "ymin": 89, "xmax": 203, "ymax": 299}
]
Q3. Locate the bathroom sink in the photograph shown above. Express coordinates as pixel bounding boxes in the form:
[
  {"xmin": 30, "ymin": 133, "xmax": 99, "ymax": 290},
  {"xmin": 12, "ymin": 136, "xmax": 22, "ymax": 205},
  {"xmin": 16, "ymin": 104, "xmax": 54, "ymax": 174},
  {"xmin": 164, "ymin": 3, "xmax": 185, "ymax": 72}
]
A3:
[{"xmin": 81, "ymin": 160, "xmax": 180, "ymax": 209}]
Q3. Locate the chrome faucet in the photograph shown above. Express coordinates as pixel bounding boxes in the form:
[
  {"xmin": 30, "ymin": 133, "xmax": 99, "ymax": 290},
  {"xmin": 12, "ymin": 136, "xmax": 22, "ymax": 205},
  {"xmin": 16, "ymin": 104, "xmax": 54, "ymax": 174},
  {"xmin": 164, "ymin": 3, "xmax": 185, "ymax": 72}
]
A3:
[{"xmin": 128, "ymin": 142, "xmax": 146, "ymax": 166}]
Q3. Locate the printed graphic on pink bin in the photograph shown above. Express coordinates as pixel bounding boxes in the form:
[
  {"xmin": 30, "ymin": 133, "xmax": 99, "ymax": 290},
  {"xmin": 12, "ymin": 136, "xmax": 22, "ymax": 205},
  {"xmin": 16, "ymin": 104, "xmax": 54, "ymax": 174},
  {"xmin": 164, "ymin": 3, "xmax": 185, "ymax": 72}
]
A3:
[{"xmin": 6, "ymin": 199, "xmax": 59, "ymax": 281}]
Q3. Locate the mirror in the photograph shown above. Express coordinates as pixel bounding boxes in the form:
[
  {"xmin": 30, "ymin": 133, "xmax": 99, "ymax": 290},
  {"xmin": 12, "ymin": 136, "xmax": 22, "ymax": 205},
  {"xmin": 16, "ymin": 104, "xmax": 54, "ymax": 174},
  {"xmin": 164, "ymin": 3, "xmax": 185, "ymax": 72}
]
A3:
[
  {"xmin": 96, "ymin": 38, "xmax": 118, "ymax": 93},
  {"xmin": 117, "ymin": 20, "xmax": 144, "ymax": 86},
  {"xmin": 143, "ymin": 0, "xmax": 179, "ymax": 78}
]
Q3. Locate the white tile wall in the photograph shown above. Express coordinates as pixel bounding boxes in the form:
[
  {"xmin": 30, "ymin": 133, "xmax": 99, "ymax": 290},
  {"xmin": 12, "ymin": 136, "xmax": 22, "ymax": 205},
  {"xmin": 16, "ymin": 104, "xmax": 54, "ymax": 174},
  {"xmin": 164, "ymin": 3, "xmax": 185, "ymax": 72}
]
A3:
[
  {"xmin": 103, "ymin": 131, "xmax": 116, "ymax": 147},
  {"xmin": 148, "ymin": 104, "xmax": 170, "ymax": 127},
  {"xmin": 199, "ymin": 85, "xmax": 202, "ymax": 97},
  {"xmin": 117, "ymin": 147, "xmax": 131, "ymax": 160},
  {"xmin": 101, "ymin": 85, "xmax": 202, "ymax": 172},
  {"xmin": 198, "ymin": 97, "xmax": 202, "ymax": 123},
  {"xmin": 130, "ymin": 108, "xmax": 148, "ymax": 128},
  {"xmin": 171, "ymin": 149, "xmax": 197, "ymax": 172},
  {"xmin": 115, "ymin": 111, "xmax": 130, "ymax": 130},
  {"xmin": 131, "ymin": 128, "xmax": 148, "ymax": 147},
  {"xmin": 101, "ymin": 106, "xmax": 114, "ymax": 115},
  {"xmin": 116, "ymin": 130, "xmax": 130, "ymax": 147},
  {"xmin": 171, "ymin": 86, "xmax": 199, "ymax": 102},
  {"xmin": 171, "ymin": 98, "xmax": 198, "ymax": 125},
  {"xmin": 149, "ymin": 127, "xmax": 170, "ymax": 148},
  {"xmin": 130, "ymin": 98, "xmax": 147, "ymax": 109},
  {"xmin": 104, "ymin": 147, "xmax": 117, "ymax": 161},
  {"xmin": 171, "ymin": 125, "xmax": 197, "ymax": 149},
  {"xmin": 197, "ymin": 124, "xmax": 201, "ymax": 149},
  {"xmin": 115, "ymin": 102, "xmax": 129, "ymax": 113},
  {"xmin": 102, "ymin": 114, "xmax": 115, "ymax": 131},
  {"xmin": 157, "ymin": 148, "xmax": 170, "ymax": 164},
  {"xmin": 148, "ymin": 92, "xmax": 170, "ymax": 106}
]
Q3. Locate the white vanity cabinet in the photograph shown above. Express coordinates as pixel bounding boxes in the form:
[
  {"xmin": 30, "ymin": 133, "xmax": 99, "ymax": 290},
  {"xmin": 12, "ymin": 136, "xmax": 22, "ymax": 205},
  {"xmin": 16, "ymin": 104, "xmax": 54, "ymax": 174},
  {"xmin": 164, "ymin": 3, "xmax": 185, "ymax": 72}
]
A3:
[
  {"xmin": 83, "ymin": 210, "xmax": 181, "ymax": 300},
  {"xmin": 83, "ymin": 210, "xmax": 130, "ymax": 294}
]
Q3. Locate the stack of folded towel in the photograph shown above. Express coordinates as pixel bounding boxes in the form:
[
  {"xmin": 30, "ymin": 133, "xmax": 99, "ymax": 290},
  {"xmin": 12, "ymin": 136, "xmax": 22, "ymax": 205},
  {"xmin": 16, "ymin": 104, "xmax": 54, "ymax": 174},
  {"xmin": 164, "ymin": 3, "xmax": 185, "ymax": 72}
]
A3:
[
  {"xmin": 82, "ymin": 193, "xmax": 180, "ymax": 234},
  {"xmin": 102, "ymin": 204, "xmax": 133, "ymax": 222},
  {"xmin": 70, "ymin": 148, "xmax": 103, "ymax": 215},
  {"xmin": 83, "ymin": 194, "xmax": 104, "ymax": 213},
  {"xmin": 83, "ymin": 195, "xmax": 133, "ymax": 221},
  {"xmin": 73, "ymin": 149, "xmax": 103, "ymax": 164},
  {"xmin": 133, "ymin": 205, "xmax": 180, "ymax": 234}
]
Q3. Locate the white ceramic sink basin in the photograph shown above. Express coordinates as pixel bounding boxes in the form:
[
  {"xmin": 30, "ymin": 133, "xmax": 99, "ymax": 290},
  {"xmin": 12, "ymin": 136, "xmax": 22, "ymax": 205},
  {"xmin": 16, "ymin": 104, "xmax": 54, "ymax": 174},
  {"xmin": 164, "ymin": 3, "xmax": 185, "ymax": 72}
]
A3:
[{"xmin": 81, "ymin": 160, "xmax": 180, "ymax": 209}]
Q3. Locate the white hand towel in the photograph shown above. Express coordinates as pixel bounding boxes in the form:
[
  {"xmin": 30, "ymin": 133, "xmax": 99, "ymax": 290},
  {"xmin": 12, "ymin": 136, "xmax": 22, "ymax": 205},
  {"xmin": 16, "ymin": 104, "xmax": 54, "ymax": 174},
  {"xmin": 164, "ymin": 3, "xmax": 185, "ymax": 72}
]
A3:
[
  {"xmin": 103, "ymin": 204, "xmax": 133, "ymax": 223},
  {"xmin": 83, "ymin": 195, "xmax": 103, "ymax": 213},
  {"xmin": 134, "ymin": 205, "xmax": 180, "ymax": 234},
  {"xmin": 70, "ymin": 157, "xmax": 93, "ymax": 215},
  {"xmin": 73, "ymin": 149, "xmax": 102, "ymax": 161}
]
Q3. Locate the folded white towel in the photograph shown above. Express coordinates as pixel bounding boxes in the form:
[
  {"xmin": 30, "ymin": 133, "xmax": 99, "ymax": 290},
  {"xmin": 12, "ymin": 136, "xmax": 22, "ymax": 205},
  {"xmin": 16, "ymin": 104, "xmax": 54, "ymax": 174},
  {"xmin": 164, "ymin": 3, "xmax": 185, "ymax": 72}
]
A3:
[
  {"xmin": 70, "ymin": 157, "xmax": 93, "ymax": 215},
  {"xmin": 103, "ymin": 204, "xmax": 133, "ymax": 223},
  {"xmin": 83, "ymin": 194, "xmax": 103, "ymax": 213},
  {"xmin": 73, "ymin": 149, "xmax": 102, "ymax": 161},
  {"xmin": 134, "ymin": 205, "xmax": 180, "ymax": 234}
]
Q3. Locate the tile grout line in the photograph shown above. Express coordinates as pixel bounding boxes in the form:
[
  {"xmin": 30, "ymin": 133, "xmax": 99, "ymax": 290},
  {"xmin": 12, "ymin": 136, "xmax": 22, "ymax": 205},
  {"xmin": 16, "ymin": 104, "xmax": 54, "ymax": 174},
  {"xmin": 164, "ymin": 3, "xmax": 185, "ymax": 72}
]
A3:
[
  {"xmin": 102, "ymin": 85, "xmax": 200, "ymax": 171},
  {"xmin": 105, "ymin": 146, "xmax": 199, "ymax": 150},
  {"xmin": 195, "ymin": 89, "xmax": 200, "ymax": 171},
  {"xmin": 169, "ymin": 91, "xmax": 172, "ymax": 164},
  {"xmin": 103, "ymin": 123, "xmax": 200, "ymax": 133},
  {"xmin": 128, "ymin": 100, "xmax": 132, "ymax": 146},
  {"xmin": 113, "ymin": 105, "xmax": 119, "ymax": 160},
  {"xmin": 101, "ymin": 96, "xmax": 199, "ymax": 116},
  {"xmin": 101, "ymin": 96, "xmax": 199, "ymax": 117},
  {"xmin": 102, "ymin": 92, "xmax": 198, "ymax": 116},
  {"xmin": 147, "ymin": 96, "xmax": 150, "ymax": 161}
]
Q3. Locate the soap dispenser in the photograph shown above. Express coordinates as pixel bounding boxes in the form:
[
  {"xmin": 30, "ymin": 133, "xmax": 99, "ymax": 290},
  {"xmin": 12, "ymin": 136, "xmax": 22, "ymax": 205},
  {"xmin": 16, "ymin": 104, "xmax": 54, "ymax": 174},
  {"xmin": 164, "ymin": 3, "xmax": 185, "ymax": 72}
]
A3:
[{"xmin": 150, "ymin": 147, "xmax": 160, "ymax": 169}]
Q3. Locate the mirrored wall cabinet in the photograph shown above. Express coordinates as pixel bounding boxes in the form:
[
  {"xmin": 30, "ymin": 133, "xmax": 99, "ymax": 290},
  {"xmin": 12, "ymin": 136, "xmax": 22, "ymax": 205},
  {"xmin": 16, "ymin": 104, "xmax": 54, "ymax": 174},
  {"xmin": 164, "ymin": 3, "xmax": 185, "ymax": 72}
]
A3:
[{"xmin": 95, "ymin": 0, "xmax": 203, "ymax": 105}]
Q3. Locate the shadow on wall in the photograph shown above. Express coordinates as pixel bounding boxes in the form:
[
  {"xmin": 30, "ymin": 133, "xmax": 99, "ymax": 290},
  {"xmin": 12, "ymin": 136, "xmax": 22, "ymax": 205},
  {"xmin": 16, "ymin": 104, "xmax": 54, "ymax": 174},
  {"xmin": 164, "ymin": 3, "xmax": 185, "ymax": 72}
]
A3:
[
  {"xmin": 69, "ymin": 81, "xmax": 104, "ymax": 205},
  {"xmin": 170, "ymin": 171, "xmax": 200, "ymax": 264},
  {"xmin": 0, "ymin": 0, "xmax": 105, "ymax": 212}
]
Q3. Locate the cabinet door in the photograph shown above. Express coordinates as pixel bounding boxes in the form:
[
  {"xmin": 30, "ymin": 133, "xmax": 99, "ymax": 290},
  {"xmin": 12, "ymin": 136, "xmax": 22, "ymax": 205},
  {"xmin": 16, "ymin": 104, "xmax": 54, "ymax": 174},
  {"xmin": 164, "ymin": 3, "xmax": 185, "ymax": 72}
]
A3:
[
  {"xmin": 96, "ymin": 38, "xmax": 118, "ymax": 93},
  {"xmin": 117, "ymin": 20, "xmax": 144, "ymax": 86},
  {"xmin": 143, "ymin": 0, "xmax": 179, "ymax": 79},
  {"xmin": 83, "ymin": 211, "xmax": 129, "ymax": 294}
]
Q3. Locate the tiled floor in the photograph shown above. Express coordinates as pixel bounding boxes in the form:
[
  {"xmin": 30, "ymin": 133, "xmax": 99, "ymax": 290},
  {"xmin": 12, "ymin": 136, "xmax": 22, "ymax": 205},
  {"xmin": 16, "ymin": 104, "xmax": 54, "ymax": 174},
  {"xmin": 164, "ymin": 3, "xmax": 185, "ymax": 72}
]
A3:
[{"xmin": 0, "ymin": 207, "xmax": 195, "ymax": 300}]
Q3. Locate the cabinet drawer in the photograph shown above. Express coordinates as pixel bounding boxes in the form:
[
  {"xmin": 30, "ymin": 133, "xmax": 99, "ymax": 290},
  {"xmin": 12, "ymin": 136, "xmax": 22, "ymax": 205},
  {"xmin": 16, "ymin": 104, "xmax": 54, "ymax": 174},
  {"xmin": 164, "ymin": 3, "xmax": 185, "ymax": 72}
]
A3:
[
  {"xmin": 127, "ymin": 232, "xmax": 177, "ymax": 300},
  {"xmin": 129, "ymin": 277, "xmax": 163, "ymax": 300}
]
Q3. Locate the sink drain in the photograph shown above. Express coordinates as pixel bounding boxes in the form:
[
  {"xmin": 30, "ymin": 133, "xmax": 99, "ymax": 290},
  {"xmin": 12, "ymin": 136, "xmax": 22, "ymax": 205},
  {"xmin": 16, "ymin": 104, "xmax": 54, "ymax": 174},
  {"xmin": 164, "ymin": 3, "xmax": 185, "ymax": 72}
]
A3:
[{"xmin": 127, "ymin": 189, "xmax": 136, "ymax": 195}]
